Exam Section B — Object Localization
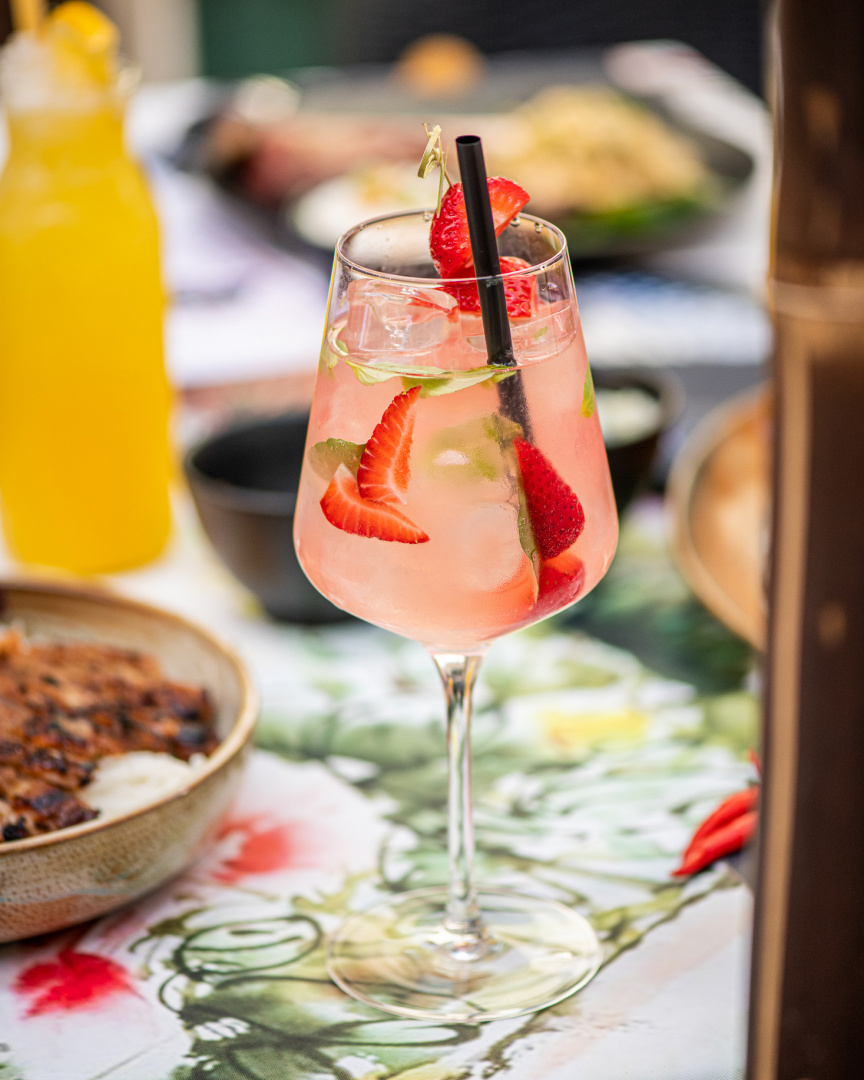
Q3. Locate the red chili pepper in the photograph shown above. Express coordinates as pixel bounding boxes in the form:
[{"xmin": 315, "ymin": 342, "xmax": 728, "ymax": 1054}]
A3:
[
  {"xmin": 749, "ymin": 748, "xmax": 762, "ymax": 776},
  {"xmin": 673, "ymin": 808, "xmax": 758, "ymax": 877},
  {"xmin": 687, "ymin": 786, "xmax": 759, "ymax": 851}
]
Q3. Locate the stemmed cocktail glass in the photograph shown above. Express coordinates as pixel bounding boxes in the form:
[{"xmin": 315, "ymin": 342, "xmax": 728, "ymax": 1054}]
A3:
[{"xmin": 294, "ymin": 178, "xmax": 618, "ymax": 1021}]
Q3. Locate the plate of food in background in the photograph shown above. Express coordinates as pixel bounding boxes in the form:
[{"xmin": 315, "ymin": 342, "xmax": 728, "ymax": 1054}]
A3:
[
  {"xmin": 667, "ymin": 387, "xmax": 770, "ymax": 650},
  {"xmin": 178, "ymin": 41, "xmax": 754, "ymax": 261},
  {"xmin": 0, "ymin": 581, "xmax": 257, "ymax": 942}
]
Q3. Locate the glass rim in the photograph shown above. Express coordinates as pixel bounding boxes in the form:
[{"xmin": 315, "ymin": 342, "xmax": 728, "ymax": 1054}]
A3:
[{"xmin": 335, "ymin": 209, "xmax": 570, "ymax": 286}]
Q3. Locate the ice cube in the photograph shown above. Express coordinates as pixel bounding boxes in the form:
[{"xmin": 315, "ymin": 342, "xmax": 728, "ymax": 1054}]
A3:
[
  {"xmin": 459, "ymin": 299, "xmax": 577, "ymax": 362},
  {"xmin": 510, "ymin": 302, "xmax": 578, "ymax": 362},
  {"xmin": 341, "ymin": 279, "xmax": 456, "ymax": 359},
  {"xmin": 452, "ymin": 503, "xmax": 525, "ymax": 592}
]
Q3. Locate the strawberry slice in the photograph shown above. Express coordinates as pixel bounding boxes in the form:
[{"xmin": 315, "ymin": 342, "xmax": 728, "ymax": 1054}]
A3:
[
  {"xmin": 514, "ymin": 438, "xmax": 585, "ymax": 560},
  {"xmin": 321, "ymin": 464, "xmax": 430, "ymax": 544},
  {"xmin": 429, "ymin": 178, "xmax": 530, "ymax": 278},
  {"xmin": 534, "ymin": 550, "xmax": 587, "ymax": 618},
  {"xmin": 444, "ymin": 256, "xmax": 536, "ymax": 318},
  {"xmin": 357, "ymin": 386, "xmax": 420, "ymax": 506}
]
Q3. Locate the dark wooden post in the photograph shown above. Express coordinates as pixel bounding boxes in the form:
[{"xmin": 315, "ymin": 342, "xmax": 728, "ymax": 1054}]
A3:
[
  {"xmin": 747, "ymin": 0, "xmax": 864, "ymax": 1076},
  {"xmin": 0, "ymin": 1, "xmax": 12, "ymax": 46}
]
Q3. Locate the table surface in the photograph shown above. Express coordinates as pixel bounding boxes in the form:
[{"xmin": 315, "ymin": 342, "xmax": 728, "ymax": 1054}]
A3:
[
  {"xmin": 0, "ymin": 42, "xmax": 765, "ymax": 1080},
  {"xmin": 0, "ymin": 499, "xmax": 757, "ymax": 1080}
]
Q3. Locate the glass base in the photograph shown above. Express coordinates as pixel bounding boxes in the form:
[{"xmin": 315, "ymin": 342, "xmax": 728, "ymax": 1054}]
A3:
[{"xmin": 326, "ymin": 887, "xmax": 603, "ymax": 1022}]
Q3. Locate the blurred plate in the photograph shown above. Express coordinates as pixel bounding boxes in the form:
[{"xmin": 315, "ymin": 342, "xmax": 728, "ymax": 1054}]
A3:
[
  {"xmin": 292, "ymin": 167, "xmax": 441, "ymax": 251},
  {"xmin": 552, "ymin": 109, "xmax": 753, "ymax": 258},
  {"xmin": 289, "ymin": 97, "xmax": 747, "ymax": 254},
  {"xmin": 667, "ymin": 387, "xmax": 769, "ymax": 649},
  {"xmin": 290, "ymin": 115, "xmax": 752, "ymax": 256},
  {"xmin": 198, "ymin": 48, "xmax": 755, "ymax": 259}
]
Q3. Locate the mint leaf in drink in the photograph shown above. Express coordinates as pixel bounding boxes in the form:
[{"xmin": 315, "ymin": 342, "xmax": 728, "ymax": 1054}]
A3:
[
  {"xmin": 501, "ymin": 435, "xmax": 540, "ymax": 598},
  {"xmin": 346, "ymin": 358, "xmax": 516, "ymax": 397},
  {"xmin": 516, "ymin": 493, "xmax": 541, "ymax": 599},
  {"xmin": 484, "ymin": 414, "xmax": 524, "ymax": 445},
  {"xmin": 307, "ymin": 438, "xmax": 365, "ymax": 481},
  {"xmin": 426, "ymin": 420, "xmax": 502, "ymax": 483},
  {"xmin": 321, "ymin": 327, "xmax": 348, "ymax": 373},
  {"xmin": 424, "ymin": 414, "xmax": 523, "ymax": 484},
  {"xmin": 582, "ymin": 365, "xmax": 596, "ymax": 418}
]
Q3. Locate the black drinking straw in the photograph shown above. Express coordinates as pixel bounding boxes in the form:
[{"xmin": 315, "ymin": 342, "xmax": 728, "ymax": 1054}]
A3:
[
  {"xmin": 456, "ymin": 136, "xmax": 514, "ymax": 367},
  {"xmin": 455, "ymin": 136, "xmax": 532, "ymax": 437}
]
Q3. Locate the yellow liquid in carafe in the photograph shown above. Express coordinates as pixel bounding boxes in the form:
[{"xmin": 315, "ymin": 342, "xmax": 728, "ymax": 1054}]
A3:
[{"xmin": 0, "ymin": 102, "xmax": 172, "ymax": 573}]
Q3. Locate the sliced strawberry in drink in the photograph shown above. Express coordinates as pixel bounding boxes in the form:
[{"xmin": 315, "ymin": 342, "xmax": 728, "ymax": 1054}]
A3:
[
  {"xmin": 357, "ymin": 386, "xmax": 420, "ymax": 506},
  {"xmin": 429, "ymin": 178, "xmax": 530, "ymax": 278},
  {"xmin": 498, "ymin": 257, "xmax": 536, "ymax": 318},
  {"xmin": 514, "ymin": 437, "xmax": 585, "ymax": 560},
  {"xmin": 445, "ymin": 256, "xmax": 536, "ymax": 318},
  {"xmin": 321, "ymin": 464, "xmax": 430, "ymax": 544},
  {"xmin": 535, "ymin": 550, "xmax": 587, "ymax": 618}
]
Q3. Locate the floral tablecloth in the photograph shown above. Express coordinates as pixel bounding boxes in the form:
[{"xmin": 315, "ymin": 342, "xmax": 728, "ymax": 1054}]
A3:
[{"xmin": 0, "ymin": 500, "xmax": 758, "ymax": 1080}]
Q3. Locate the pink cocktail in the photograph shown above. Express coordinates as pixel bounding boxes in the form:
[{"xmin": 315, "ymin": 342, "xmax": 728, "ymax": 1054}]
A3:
[{"xmin": 295, "ymin": 207, "xmax": 618, "ymax": 1022}]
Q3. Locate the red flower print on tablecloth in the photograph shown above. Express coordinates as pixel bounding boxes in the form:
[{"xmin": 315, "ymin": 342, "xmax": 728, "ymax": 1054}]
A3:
[
  {"xmin": 210, "ymin": 815, "xmax": 310, "ymax": 884},
  {"xmin": 188, "ymin": 755, "xmax": 390, "ymax": 890},
  {"xmin": 14, "ymin": 950, "xmax": 138, "ymax": 1017}
]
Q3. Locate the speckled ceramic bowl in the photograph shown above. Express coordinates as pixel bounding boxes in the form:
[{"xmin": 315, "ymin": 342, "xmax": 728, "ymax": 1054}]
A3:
[{"xmin": 0, "ymin": 580, "xmax": 258, "ymax": 943}]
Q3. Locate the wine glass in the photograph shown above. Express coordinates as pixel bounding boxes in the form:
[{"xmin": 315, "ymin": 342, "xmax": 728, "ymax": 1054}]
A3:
[{"xmin": 294, "ymin": 208, "xmax": 618, "ymax": 1022}]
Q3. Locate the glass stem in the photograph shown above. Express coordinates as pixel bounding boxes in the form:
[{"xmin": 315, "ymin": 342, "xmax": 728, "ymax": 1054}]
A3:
[{"xmin": 431, "ymin": 651, "xmax": 487, "ymax": 950}]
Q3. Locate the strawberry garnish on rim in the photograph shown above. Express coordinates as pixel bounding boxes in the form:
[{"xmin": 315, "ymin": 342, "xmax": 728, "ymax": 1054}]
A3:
[
  {"xmin": 357, "ymin": 386, "xmax": 419, "ymax": 506},
  {"xmin": 514, "ymin": 438, "xmax": 585, "ymax": 560},
  {"xmin": 429, "ymin": 178, "xmax": 529, "ymax": 278},
  {"xmin": 321, "ymin": 465, "xmax": 430, "ymax": 544}
]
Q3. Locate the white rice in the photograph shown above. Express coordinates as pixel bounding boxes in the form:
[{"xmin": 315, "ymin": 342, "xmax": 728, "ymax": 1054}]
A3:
[{"xmin": 83, "ymin": 752, "xmax": 209, "ymax": 819}]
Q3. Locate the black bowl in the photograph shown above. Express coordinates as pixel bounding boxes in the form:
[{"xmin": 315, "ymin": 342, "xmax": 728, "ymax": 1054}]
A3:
[
  {"xmin": 185, "ymin": 413, "xmax": 350, "ymax": 623},
  {"xmin": 593, "ymin": 367, "xmax": 685, "ymax": 513}
]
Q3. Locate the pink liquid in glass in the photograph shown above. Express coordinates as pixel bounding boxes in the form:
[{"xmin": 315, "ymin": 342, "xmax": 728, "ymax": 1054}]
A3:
[{"xmin": 295, "ymin": 245, "xmax": 618, "ymax": 652}]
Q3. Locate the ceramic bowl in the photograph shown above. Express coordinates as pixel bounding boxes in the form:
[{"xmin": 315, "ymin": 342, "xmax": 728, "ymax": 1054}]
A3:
[
  {"xmin": 593, "ymin": 366, "xmax": 685, "ymax": 513},
  {"xmin": 0, "ymin": 580, "xmax": 257, "ymax": 943},
  {"xmin": 185, "ymin": 412, "xmax": 349, "ymax": 623}
]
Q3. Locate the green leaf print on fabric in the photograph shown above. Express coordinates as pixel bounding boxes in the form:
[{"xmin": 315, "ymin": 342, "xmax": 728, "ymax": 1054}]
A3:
[{"xmin": 137, "ymin": 507, "xmax": 758, "ymax": 1080}]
